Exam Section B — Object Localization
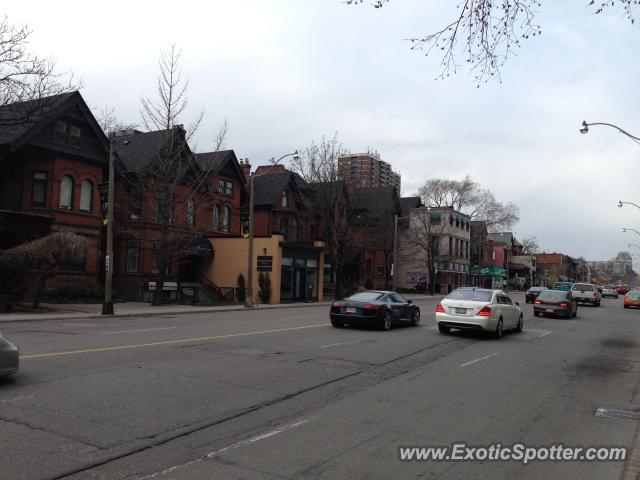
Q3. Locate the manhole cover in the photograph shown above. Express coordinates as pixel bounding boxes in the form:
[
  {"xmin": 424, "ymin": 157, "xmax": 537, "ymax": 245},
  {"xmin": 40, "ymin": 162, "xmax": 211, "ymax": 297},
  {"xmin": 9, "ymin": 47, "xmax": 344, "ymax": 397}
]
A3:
[{"xmin": 596, "ymin": 408, "xmax": 640, "ymax": 421}]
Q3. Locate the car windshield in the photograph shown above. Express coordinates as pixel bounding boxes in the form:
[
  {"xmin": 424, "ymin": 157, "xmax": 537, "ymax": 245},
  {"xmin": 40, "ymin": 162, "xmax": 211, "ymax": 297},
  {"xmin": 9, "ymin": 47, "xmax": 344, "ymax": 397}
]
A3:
[
  {"xmin": 447, "ymin": 289, "xmax": 492, "ymax": 302},
  {"xmin": 628, "ymin": 291, "xmax": 640, "ymax": 299},
  {"xmin": 573, "ymin": 284, "xmax": 593, "ymax": 291},
  {"xmin": 347, "ymin": 292, "xmax": 384, "ymax": 302},
  {"xmin": 540, "ymin": 290, "xmax": 569, "ymax": 300}
]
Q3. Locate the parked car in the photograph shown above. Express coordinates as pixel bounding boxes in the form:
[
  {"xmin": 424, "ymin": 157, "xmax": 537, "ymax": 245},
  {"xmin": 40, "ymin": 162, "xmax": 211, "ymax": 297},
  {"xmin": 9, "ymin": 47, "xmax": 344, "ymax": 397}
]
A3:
[
  {"xmin": 436, "ymin": 288, "xmax": 523, "ymax": 339},
  {"xmin": 330, "ymin": 291, "xmax": 420, "ymax": 330},
  {"xmin": 0, "ymin": 332, "xmax": 19, "ymax": 376},
  {"xmin": 602, "ymin": 285, "xmax": 619, "ymax": 299},
  {"xmin": 571, "ymin": 283, "xmax": 601, "ymax": 306},
  {"xmin": 624, "ymin": 290, "xmax": 640, "ymax": 309},
  {"xmin": 533, "ymin": 290, "xmax": 577, "ymax": 318},
  {"xmin": 596, "ymin": 285, "xmax": 604, "ymax": 293},
  {"xmin": 525, "ymin": 286, "xmax": 547, "ymax": 303},
  {"xmin": 553, "ymin": 282, "xmax": 573, "ymax": 292}
]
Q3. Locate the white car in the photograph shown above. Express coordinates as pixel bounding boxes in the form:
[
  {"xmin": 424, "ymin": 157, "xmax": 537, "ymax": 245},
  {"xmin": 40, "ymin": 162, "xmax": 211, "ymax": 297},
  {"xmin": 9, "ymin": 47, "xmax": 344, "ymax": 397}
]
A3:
[
  {"xmin": 571, "ymin": 283, "xmax": 601, "ymax": 306},
  {"xmin": 436, "ymin": 288, "xmax": 523, "ymax": 338}
]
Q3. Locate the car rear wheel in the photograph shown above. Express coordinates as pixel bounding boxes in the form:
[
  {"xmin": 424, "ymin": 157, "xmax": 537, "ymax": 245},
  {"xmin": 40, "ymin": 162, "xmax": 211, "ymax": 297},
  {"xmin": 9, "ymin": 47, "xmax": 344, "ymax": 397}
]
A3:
[
  {"xmin": 380, "ymin": 310, "xmax": 392, "ymax": 331},
  {"xmin": 438, "ymin": 324, "xmax": 450, "ymax": 334},
  {"xmin": 494, "ymin": 318, "xmax": 503, "ymax": 339},
  {"xmin": 331, "ymin": 319, "xmax": 343, "ymax": 328},
  {"xmin": 410, "ymin": 309, "xmax": 420, "ymax": 326},
  {"xmin": 515, "ymin": 315, "xmax": 523, "ymax": 333},
  {"xmin": 534, "ymin": 311, "xmax": 541, "ymax": 317},
  {"xmin": 624, "ymin": 305, "xmax": 629, "ymax": 309}
]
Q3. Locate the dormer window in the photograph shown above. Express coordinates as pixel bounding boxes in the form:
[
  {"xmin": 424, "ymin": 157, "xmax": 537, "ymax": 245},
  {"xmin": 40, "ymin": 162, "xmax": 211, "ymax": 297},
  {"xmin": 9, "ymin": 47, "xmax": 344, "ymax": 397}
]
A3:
[
  {"xmin": 69, "ymin": 125, "xmax": 81, "ymax": 145},
  {"xmin": 55, "ymin": 121, "xmax": 67, "ymax": 141},
  {"xmin": 281, "ymin": 191, "xmax": 288, "ymax": 208}
]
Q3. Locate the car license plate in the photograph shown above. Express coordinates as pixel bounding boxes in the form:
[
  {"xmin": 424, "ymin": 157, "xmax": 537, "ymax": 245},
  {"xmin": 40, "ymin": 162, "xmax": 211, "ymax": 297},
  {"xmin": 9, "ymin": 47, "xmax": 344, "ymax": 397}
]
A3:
[
  {"xmin": 546, "ymin": 308, "xmax": 554, "ymax": 313},
  {"xmin": 455, "ymin": 308, "xmax": 466, "ymax": 314},
  {"xmin": 345, "ymin": 307, "xmax": 356, "ymax": 313}
]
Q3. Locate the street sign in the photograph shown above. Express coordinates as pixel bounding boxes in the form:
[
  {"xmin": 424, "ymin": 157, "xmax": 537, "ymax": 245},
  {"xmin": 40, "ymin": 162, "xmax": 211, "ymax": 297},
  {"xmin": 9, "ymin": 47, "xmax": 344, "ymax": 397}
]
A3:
[{"xmin": 257, "ymin": 255, "xmax": 273, "ymax": 272}]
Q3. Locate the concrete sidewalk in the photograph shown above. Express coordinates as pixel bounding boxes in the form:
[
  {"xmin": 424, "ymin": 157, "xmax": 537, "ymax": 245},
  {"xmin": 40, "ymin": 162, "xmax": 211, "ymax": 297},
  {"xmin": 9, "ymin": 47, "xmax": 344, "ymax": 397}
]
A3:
[{"xmin": 0, "ymin": 294, "xmax": 441, "ymax": 323}]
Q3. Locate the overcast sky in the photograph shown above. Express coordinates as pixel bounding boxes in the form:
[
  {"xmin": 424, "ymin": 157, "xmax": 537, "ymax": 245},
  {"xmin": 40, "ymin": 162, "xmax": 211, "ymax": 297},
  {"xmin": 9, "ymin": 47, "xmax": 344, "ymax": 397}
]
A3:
[{"xmin": 7, "ymin": 1, "xmax": 640, "ymax": 263}]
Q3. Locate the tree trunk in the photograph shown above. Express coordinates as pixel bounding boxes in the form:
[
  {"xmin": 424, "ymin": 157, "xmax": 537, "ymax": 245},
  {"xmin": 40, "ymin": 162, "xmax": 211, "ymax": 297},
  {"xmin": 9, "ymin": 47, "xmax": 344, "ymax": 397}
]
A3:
[{"xmin": 32, "ymin": 273, "xmax": 52, "ymax": 309}]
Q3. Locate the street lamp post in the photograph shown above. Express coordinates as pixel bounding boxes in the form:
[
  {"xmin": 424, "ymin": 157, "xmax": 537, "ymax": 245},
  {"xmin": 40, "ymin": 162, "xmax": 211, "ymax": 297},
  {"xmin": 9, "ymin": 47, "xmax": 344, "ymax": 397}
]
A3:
[
  {"xmin": 580, "ymin": 121, "xmax": 640, "ymax": 146},
  {"xmin": 245, "ymin": 151, "xmax": 299, "ymax": 308},
  {"xmin": 102, "ymin": 138, "xmax": 116, "ymax": 315},
  {"xmin": 392, "ymin": 213, "xmax": 411, "ymax": 291}
]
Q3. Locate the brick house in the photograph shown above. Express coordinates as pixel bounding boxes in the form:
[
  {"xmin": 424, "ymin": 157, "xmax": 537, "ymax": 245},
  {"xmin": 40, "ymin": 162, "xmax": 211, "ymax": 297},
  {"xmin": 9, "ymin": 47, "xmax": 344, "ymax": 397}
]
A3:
[
  {"xmin": 0, "ymin": 91, "xmax": 107, "ymax": 290},
  {"xmin": 110, "ymin": 128, "xmax": 247, "ymax": 301}
]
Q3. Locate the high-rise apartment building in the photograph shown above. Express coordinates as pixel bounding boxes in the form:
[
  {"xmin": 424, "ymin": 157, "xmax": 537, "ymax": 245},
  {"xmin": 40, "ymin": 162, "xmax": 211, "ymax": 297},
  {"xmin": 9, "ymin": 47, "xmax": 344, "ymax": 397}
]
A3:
[{"xmin": 338, "ymin": 151, "xmax": 401, "ymax": 192}]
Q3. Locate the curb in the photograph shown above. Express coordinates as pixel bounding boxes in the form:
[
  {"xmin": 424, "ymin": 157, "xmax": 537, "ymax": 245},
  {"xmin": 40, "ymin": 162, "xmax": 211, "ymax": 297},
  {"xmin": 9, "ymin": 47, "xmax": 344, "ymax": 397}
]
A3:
[{"xmin": 0, "ymin": 295, "xmax": 441, "ymax": 323}]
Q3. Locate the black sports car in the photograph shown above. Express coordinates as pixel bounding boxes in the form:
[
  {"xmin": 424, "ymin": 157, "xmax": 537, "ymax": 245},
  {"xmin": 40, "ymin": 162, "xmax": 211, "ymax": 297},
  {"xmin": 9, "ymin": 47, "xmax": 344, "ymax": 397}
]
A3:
[{"xmin": 330, "ymin": 290, "xmax": 421, "ymax": 330}]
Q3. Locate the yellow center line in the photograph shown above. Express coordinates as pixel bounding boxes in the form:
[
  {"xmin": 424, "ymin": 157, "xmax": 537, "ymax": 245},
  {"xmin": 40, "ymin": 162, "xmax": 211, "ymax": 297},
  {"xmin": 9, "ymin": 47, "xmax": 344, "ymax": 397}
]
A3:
[{"xmin": 21, "ymin": 323, "xmax": 327, "ymax": 359}]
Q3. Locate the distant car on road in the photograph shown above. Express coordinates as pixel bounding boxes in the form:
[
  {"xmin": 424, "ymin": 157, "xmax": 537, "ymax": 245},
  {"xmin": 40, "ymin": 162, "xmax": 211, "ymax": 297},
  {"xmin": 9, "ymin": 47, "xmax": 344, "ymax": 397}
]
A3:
[
  {"xmin": 553, "ymin": 282, "xmax": 573, "ymax": 292},
  {"xmin": 617, "ymin": 285, "xmax": 631, "ymax": 295},
  {"xmin": 624, "ymin": 290, "xmax": 640, "ymax": 309},
  {"xmin": 330, "ymin": 290, "xmax": 420, "ymax": 330},
  {"xmin": 533, "ymin": 290, "xmax": 577, "ymax": 318},
  {"xmin": 525, "ymin": 286, "xmax": 547, "ymax": 303},
  {"xmin": 0, "ymin": 332, "xmax": 19, "ymax": 376},
  {"xmin": 571, "ymin": 283, "xmax": 601, "ymax": 306},
  {"xmin": 436, "ymin": 288, "xmax": 523, "ymax": 339},
  {"xmin": 602, "ymin": 286, "xmax": 619, "ymax": 299}
]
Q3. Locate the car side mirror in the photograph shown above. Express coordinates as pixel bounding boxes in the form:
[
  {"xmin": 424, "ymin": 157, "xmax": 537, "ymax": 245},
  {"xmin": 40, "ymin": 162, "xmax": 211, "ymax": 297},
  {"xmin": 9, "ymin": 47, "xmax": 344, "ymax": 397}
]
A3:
[
  {"xmin": 515, "ymin": 301, "xmax": 520, "ymax": 306},
  {"xmin": 407, "ymin": 300, "xmax": 413, "ymax": 304}
]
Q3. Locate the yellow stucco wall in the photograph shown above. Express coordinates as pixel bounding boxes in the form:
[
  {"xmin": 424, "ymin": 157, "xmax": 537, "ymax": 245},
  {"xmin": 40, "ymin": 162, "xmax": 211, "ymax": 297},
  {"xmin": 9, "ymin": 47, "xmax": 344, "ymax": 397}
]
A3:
[
  {"xmin": 204, "ymin": 236, "xmax": 325, "ymax": 305},
  {"xmin": 204, "ymin": 236, "xmax": 282, "ymax": 304}
]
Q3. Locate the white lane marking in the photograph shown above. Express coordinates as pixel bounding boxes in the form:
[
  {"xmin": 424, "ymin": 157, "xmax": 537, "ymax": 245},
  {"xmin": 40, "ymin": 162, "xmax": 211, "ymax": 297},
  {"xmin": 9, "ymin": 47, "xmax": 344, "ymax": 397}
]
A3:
[
  {"xmin": 538, "ymin": 331, "xmax": 552, "ymax": 338},
  {"xmin": 137, "ymin": 418, "xmax": 310, "ymax": 479},
  {"xmin": 281, "ymin": 315, "xmax": 315, "ymax": 319},
  {"xmin": 320, "ymin": 342, "xmax": 344, "ymax": 348},
  {"xmin": 460, "ymin": 353, "xmax": 498, "ymax": 368},
  {"xmin": 207, "ymin": 418, "xmax": 310, "ymax": 457},
  {"xmin": 99, "ymin": 327, "xmax": 177, "ymax": 335}
]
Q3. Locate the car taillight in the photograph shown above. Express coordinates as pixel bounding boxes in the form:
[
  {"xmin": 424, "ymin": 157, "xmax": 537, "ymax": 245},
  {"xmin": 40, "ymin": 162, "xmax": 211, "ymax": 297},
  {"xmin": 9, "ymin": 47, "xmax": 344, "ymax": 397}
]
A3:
[
  {"xmin": 332, "ymin": 301, "xmax": 345, "ymax": 307},
  {"xmin": 436, "ymin": 303, "xmax": 445, "ymax": 313},
  {"xmin": 476, "ymin": 306, "xmax": 491, "ymax": 317},
  {"xmin": 362, "ymin": 303, "xmax": 378, "ymax": 310},
  {"xmin": 534, "ymin": 300, "xmax": 541, "ymax": 304},
  {"xmin": 559, "ymin": 302, "xmax": 569, "ymax": 307}
]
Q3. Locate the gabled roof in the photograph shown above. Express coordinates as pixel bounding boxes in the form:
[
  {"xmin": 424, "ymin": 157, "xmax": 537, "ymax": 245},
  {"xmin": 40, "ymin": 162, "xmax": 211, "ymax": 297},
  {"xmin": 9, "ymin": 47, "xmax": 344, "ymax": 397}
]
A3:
[
  {"xmin": 352, "ymin": 186, "xmax": 399, "ymax": 214},
  {"xmin": 195, "ymin": 150, "xmax": 235, "ymax": 174},
  {"xmin": 0, "ymin": 91, "xmax": 107, "ymax": 155},
  {"xmin": 113, "ymin": 127, "xmax": 191, "ymax": 173},
  {"xmin": 399, "ymin": 196, "xmax": 422, "ymax": 216},
  {"xmin": 253, "ymin": 171, "xmax": 308, "ymax": 207}
]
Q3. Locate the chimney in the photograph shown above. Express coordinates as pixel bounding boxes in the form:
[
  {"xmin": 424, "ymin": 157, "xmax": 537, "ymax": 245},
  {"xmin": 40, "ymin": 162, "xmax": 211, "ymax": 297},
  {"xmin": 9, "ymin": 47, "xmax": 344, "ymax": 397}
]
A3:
[{"xmin": 241, "ymin": 158, "xmax": 252, "ymax": 184}]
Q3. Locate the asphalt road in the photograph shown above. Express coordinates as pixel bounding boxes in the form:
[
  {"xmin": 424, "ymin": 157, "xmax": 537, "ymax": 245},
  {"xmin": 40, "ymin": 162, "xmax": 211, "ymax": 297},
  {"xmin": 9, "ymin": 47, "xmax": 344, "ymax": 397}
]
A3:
[{"xmin": 1, "ymin": 295, "xmax": 640, "ymax": 480}]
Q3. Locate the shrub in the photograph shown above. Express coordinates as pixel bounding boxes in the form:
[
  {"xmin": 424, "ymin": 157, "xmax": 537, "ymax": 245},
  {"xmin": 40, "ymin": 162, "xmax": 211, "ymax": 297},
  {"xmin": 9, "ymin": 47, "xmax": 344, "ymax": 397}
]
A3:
[
  {"xmin": 237, "ymin": 273, "xmax": 246, "ymax": 302},
  {"xmin": 258, "ymin": 272, "xmax": 271, "ymax": 303}
]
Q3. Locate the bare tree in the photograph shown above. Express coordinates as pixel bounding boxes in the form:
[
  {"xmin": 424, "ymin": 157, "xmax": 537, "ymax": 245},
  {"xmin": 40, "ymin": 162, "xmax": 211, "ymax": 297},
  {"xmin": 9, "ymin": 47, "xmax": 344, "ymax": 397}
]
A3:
[
  {"xmin": 401, "ymin": 208, "xmax": 448, "ymax": 295},
  {"xmin": 95, "ymin": 106, "xmax": 139, "ymax": 136},
  {"xmin": 0, "ymin": 16, "xmax": 78, "ymax": 124},
  {"xmin": 520, "ymin": 236, "xmax": 539, "ymax": 254},
  {"xmin": 417, "ymin": 175, "xmax": 519, "ymax": 231},
  {"xmin": 118, "ymin": 46, "xmax": 227, "ymax": 306},
  {"xmin": 0, "ymin": 231, "xmax": 89, "ymax": 308},
  {"xmin": 347, "ymin": 1, "xmax": 637, "ymax": 84},
  {"xmin": 289, "ymin": 134, "xmax": 359, "ymax": 298}
]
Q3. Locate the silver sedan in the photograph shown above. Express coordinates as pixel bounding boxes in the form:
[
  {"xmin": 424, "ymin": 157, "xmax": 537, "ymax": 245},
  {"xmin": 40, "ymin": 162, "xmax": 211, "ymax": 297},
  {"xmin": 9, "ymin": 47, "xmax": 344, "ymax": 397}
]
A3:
[
  {"xmin": 436, "ymin": 287, "xmax": 524, "ymax": 338},
  {"xmin": 0, "ymin": 332, "xmax": 19, "ymax": 376}
]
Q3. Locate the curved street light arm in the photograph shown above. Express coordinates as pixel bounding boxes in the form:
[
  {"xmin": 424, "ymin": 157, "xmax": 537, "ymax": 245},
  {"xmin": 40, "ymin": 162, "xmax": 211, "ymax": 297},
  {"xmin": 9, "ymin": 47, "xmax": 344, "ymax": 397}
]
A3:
[
  {"xmin": 618, "ymin": 201, "xmax": 640, "ymax": 211},
  {"xmin": 622, "ymin": 227, "xmax": 640, "ymax": 237},
  {"xmin": 581, "ymin": 121, "xmax": 640, "ymax": 145}
]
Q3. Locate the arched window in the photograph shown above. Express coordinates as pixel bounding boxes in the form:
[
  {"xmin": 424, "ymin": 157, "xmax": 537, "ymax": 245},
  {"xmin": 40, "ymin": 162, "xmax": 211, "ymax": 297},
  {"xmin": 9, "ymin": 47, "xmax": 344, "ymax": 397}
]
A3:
[
  {"xmin": 212, "ymin": 204, "xmax": 220, "ymax": 230},
  {"xmin": 59, "ymin": 175, "xmax": 73, "ymax": 210},
  {"xmin": 186, "ymin": 199, "xmax": 195, "ymax": 227},
  {"xmin": 281, "ymin": 191, "xmax": 288, "ymax": 208},
  {"xmin": 280, "ymin": 217, "xmax": 288, "ymax": 239},
  {"xmin": 222, "ymin": 206, "xmax": 231, "ymax": 232},
  {"xmin": 80, "ymin": 180, "xmax": 93, "ymax": 212},
  {"xmin": 291, "ymin": 218, "xmax": 298, "ymax": 241}
]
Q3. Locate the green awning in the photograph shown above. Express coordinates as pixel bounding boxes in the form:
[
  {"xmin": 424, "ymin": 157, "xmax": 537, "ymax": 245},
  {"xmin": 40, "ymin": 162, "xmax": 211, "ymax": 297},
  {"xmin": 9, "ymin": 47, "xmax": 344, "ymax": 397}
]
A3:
[{"xmin": 470, "ymin": 265, "xmax": 506, "ymax": 277}]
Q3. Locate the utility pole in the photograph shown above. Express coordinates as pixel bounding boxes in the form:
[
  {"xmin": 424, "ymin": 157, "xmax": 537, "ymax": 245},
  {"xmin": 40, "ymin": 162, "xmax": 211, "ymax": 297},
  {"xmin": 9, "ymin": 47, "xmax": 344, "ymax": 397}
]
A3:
[
  {"xmin": 392, "ymin": 213, "xmax": 398, "ymax": 291},
  {"xmin": 245, "ymin": 174, "xmax": 255, "ymax": 308},
  {"xmin": 102, "ymin": 138, "xmax": 115, "ymax": 315}
]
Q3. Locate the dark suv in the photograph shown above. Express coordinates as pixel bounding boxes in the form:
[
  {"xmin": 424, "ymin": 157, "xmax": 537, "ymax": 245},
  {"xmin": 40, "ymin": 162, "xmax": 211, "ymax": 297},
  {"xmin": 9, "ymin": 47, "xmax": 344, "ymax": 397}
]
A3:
[{"xmin": 526, "ymin": 287, "xmax": 547, "ymax": 303}]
